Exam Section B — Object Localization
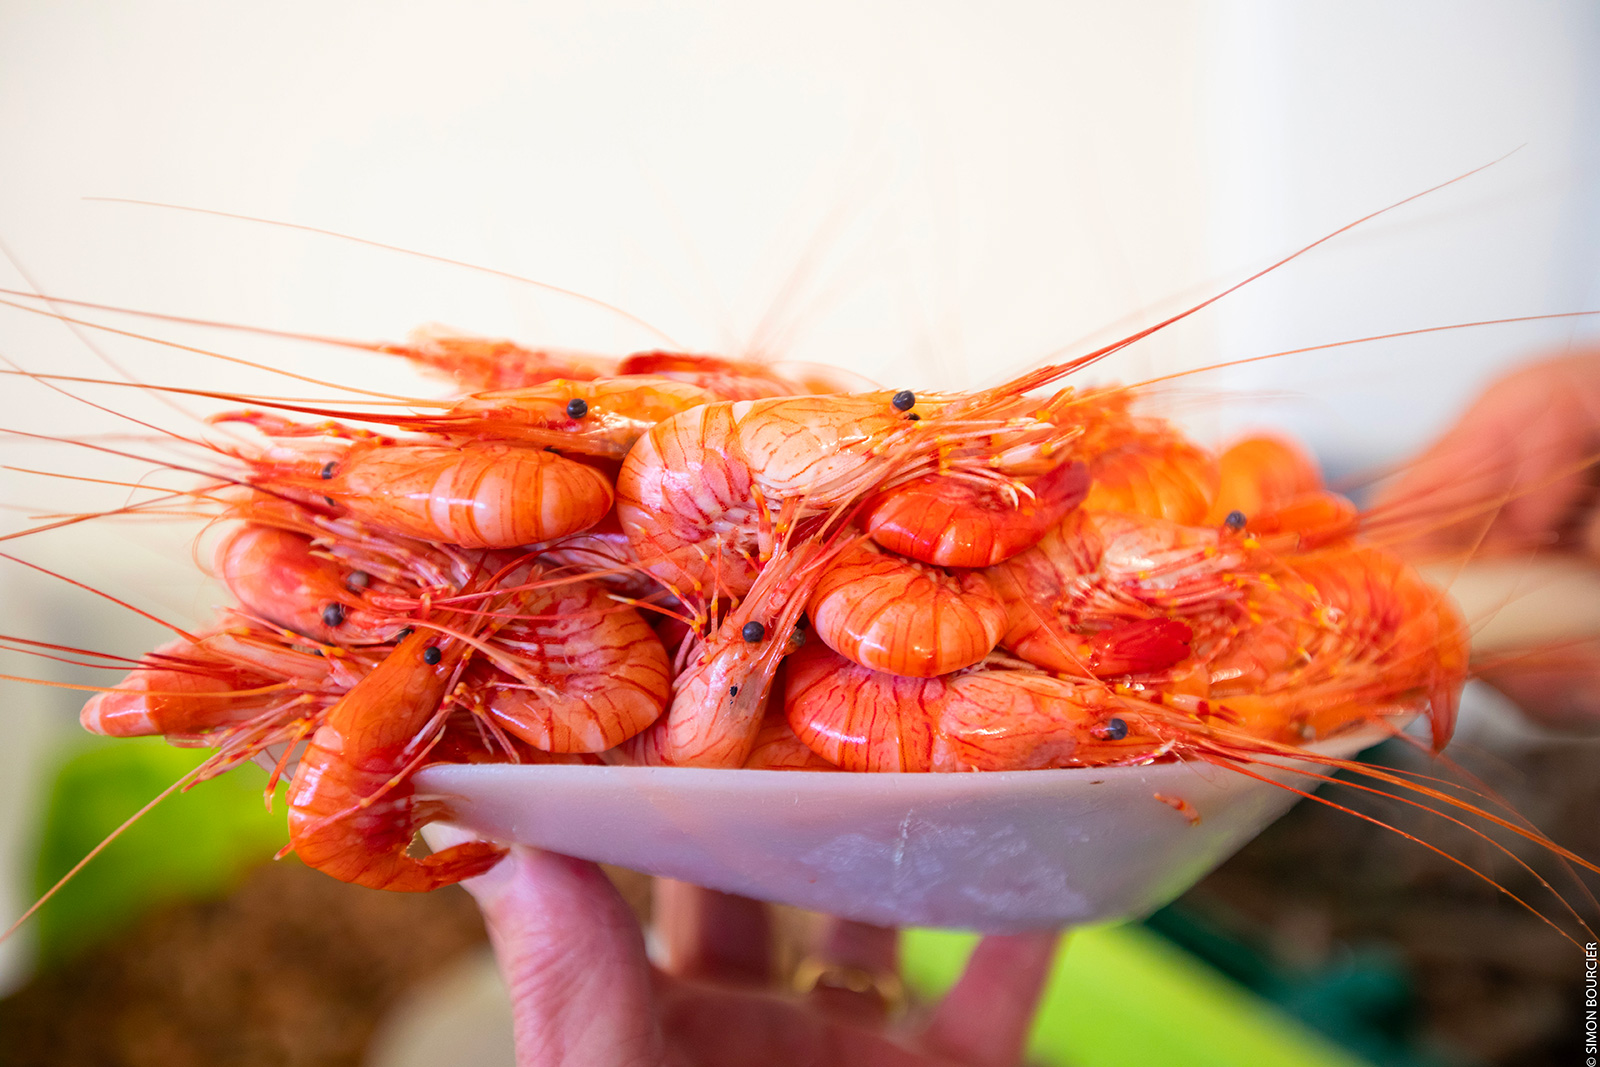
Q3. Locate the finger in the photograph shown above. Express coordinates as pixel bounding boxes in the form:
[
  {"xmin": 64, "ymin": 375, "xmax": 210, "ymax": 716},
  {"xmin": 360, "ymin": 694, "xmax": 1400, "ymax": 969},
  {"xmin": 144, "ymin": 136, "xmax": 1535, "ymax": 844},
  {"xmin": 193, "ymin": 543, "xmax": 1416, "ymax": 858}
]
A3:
[
  {"xmin": 656, "ymin": 984, "xmax": 936, "ymax": 1067},
  {"xmin": 653, "ymin": 879, "xmax": 773, "ymax": 983},
  {"xmin": 463, "ymin": 846, "xmax": 663, "ymax": 1067},
  {"xmin": 798, "ymin": 918, "xmax": 901, "ymax": 1025},
  {"xmin": 920, "ymin": 930, "xmax": 1060, "ymax": 1067}
]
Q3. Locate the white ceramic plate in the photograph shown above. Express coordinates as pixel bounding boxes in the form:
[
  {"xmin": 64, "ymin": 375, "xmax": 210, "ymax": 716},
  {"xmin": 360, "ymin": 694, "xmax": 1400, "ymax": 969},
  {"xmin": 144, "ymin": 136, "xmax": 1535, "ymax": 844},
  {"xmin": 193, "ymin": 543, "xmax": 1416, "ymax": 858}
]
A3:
[{"xmin": 416, "ymin": 729, "xmax": 1385, "ymax": 933}]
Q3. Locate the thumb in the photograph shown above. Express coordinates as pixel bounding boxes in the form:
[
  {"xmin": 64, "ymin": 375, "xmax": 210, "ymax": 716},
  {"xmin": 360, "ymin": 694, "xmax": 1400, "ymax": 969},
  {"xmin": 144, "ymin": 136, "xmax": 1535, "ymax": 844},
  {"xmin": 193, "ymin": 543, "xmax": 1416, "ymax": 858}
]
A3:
[{"xmin": 462, "ymin": 845, "xmax": 664, "ymax": 1067}]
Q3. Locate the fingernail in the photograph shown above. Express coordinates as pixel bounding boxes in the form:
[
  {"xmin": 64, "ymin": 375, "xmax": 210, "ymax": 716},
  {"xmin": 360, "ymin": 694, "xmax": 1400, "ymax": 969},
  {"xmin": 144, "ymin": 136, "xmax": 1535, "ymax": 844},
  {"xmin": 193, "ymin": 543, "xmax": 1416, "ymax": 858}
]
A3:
[{"xmin": 423, "ymin": 822, "xmax": 520, "ymax": 906}]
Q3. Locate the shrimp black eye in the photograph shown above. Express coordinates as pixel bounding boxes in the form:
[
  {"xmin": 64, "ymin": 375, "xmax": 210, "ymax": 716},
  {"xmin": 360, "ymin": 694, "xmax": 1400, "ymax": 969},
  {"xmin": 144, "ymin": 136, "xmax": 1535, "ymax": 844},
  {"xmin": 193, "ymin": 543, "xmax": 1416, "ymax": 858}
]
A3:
[
  {"xmin": 395, "ymin": 627, "xmax": 414, "ymax": 641},
  {"xmin": 728, "ymin": 685, "xmax": 739, "ymax": 697},
  {"xmin": 741, "ymin": 621, "xmax": 766, "ymax": 643},
  {"xmin": 1224, "ymin": 510, "xmax": 1247, "ymax": 531},
  {"xmin": 891, "ymin": 389, "xmax": 915, "ymax": 411},
  {"xmin": 346, "ymin": 570, "xmax": 370, "ymax": 591},
  {"xmin": 320, "ymin": 461, "xmax": 337, "ymax": 480},
  {"xmin": 422, "ymin": 645, "xmax": 442, "ymax": 665},
  {"xmin": 321, "ymin": 602, "xmax": 346, "ymax": 628},
  {"xmin": 1098, "ymin": 717, "xmax": 1129, "ymax": 741},
  {"xmin": 906, "ymin": 412, "xmax": 920, "ymax": 421},
  {"xmin": 566, "ymin": 398, "xmax": 588, "ymax": 419}
]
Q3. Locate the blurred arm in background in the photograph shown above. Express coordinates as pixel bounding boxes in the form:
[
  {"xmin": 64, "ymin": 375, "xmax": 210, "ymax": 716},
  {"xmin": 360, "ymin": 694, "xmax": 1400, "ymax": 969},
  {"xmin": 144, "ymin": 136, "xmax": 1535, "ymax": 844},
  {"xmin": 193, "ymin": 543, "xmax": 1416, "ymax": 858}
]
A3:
[{"xmin": 1375, "ymin": 349, "xmax": 1600, "ymax": 728}]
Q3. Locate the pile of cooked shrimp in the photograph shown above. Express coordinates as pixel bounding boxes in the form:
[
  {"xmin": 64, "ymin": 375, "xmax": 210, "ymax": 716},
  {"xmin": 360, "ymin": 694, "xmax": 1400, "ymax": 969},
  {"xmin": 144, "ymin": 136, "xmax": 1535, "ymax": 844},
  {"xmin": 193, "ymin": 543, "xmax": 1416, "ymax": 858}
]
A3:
[{"xmin": 77, "ymin": 333, "xmax": 1468, "ymax": 891}]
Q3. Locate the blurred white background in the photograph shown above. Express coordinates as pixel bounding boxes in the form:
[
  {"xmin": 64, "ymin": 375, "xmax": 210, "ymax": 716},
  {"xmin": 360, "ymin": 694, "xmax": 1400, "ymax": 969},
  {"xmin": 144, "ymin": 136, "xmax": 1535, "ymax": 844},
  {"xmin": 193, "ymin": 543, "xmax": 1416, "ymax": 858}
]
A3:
[{"xmin": 1, "ymin": 0, "xmax": 1596, "ymax": 991}]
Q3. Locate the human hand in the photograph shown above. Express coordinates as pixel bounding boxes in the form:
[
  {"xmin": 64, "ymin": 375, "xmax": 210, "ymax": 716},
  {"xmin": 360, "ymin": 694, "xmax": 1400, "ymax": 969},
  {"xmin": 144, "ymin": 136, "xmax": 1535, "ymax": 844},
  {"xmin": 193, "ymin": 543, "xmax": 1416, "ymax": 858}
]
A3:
[
  {"xmin": 1374, "ymin": 350, "xmax": 1600, "ymax": 727},
  {"xmin": 461, "ymin": 846, "xmax": 1059, "ymax": 1067}
]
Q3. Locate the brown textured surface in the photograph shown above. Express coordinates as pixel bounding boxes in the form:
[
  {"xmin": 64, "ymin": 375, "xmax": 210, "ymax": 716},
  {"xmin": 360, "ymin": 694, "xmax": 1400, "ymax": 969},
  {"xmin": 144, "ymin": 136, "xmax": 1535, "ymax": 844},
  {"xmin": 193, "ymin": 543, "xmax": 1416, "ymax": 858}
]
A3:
[
  {"xmin": 1183, "ymin": 732, "xmax": 1600, "ymax": 1067},
  {"xmin": 0, "ymin": 860, "xmax": 488, "ymax": 1067}
]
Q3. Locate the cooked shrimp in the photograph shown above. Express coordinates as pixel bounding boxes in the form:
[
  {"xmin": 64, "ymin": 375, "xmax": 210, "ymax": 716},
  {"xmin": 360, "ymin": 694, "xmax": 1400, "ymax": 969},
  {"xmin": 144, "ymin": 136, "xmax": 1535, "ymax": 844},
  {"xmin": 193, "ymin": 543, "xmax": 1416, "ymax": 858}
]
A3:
[
  {"xmin": 807, "ymin": 540, "xmax": 1007, "ymax": 677},
  {"xmin": 303, "ymin": 375, "xmax": 716, "ymax": 460},
  {"xmin": 616, "ymin": 394, "xmax": 913, "ymax": 597},
  {"xmin": 461, "ymin": 576, "xmax": 671, "ymax": 753},
  {"xmin": 228, "ymin": 421, "xmax": 614, "ymax": 548},
  {"xmin": 285, "ymin": 628, "xmax": 506, "ymax": 892},
  {"xmin": 77, "ymin": 619, "xmax": 386, "ymax": 807},
  {"xmin": 78, "ymin": 633, "xmax": 288, "ymax": 739},
  {"xmin": 531, "ymin": 514, "xmax": 662, "ymax": 600},
  {"xmin": 1204, "ymin": 434, "xmax": 1325, "ymax": 523},
  {"xmin": 388, "ymin": 326, "xmax": 619, "ymax": 389},
  {"xmin": 615, "ymin": 387, "xmax": 1097, "ymax": 598},
  {"xmin": 1203, "ymin": 434, "xmax": 1357, "ymax": 549},
  {"xmin": 392, "ymin": 327, "xmax": 819, "ymax": 399},
  {"xmin": 784, "ymin": 643, "xmax": 1164, "ymax": 772},
  {"xmin": 1198, "ymin": 543, "xmax": 1470, "ymax": 749},
  {"xmin": 625, "ymin": 541, "xmax": 830, "ymax": 767},
  {"xmin": 1081, "ymin": 434, "xmax": 1218, "ymax": 524},
  {"xmin": 742, "ymin": 711, "xmax": 840, "ymax": 770},
  {"xmin": 215, "ymin": 523, "xmax": 411, "ymax": 645},
  {"xmin": 615, "ymin": 350, "xmax": 817, "ymax": 400},
  {"xmin": 986, "ymin": 509, "xmax": 1243, "ymax": 675},
  {"xmin": 860, "ymin": 459, "xmax": 1091, "ymax": 568}
]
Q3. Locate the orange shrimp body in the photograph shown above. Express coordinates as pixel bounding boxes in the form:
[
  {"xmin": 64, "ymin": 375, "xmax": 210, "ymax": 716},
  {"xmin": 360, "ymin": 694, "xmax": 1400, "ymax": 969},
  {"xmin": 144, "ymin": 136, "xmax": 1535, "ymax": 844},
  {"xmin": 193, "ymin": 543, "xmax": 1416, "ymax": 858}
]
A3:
[
  {"xmin": 369, "ymin": 376, "xmax": 715, "ymax": 460},
  {"xmin": 463, "ymin": 577, "xmax": 671, "ymax": 753},
  {"xmin": 80, "ymin": 624, "xmax": 376, "ymax": 746},
  {"xmin": 1082, "ymin": 436, "xmax": 1219, "ymax": 523},
  {"xmin": 215, "ymin": 524, "xmax": 407, "ymax": 645},
  {"xmin": 808, "ymin": 540, "xmax": 1007, "ymax": 677},
  {"xmin": 616, "ymin": 395, "xmax": 915, "ymax": 597},
  {"xmin": 862, "ymin": 460, "xmax": 1091, "ymax": 567},
  {"xmin": 1242, "ymin": 492, "xmax": 1361, "ymax": 551},
  {"xmin": 784, "ymin": 643, "xmax": 1163, "ymax": 773},
  {"xmin": 315, "ymin": 440, "xmax": 613, "ymax": 548},
  {"xmin": 286, "ymin": 630, "xmax": 505, "ymax": 892},
  {"xmin": 616, "ymin": 388, "xmax": 1096, "ymax": 598},
  {"xmin": 391, "ymin": 327, "xmax": 619, "ymax": 389},
  {"xmin": 742, "ymin": 712, "xmax": 841, "ymax": 770},
  {"xmin": 1199, "ymin": 544, "xmax": 1469, "ymax": 748},
  {"xmin": 616, "ymin": 350, "xmax": 815, "ymax": 400},
  {"xmin": 987, "ymin": 509, "xmax": 1243, "ymax": 674},
  {"xmin": 79, "ymin": 635, "xmax": 284, "ymax": 739},
  {"xmin": 630, "ymin": 541, "xmax": 830, "ymax": 767},
  {"xmin": 1205, "ymin": 435, "xmax": 1324, "ymax": 522},
  {"xmin": 1202, "ymin": 434, "xmax": 1358, "ymax": 549}
]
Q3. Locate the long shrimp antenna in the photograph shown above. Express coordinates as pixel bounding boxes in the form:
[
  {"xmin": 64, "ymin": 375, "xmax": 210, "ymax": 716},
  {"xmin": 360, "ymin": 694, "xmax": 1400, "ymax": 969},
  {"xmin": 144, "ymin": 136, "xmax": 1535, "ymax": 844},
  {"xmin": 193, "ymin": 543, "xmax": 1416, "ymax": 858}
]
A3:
[
  {"xmin": 1199, "ymin": 741, "xmax": 1598, "ymax": 946},
  {"xmin": 0, "ymin": 761, "xmax": 209, "ymax": 946},
  {"xmin": 0, "ymin": 297, "xmax": 424, "ymax": 402},
  {"xmin": 986, "ymin": 151, "xmax": 1524, "ymax": 398},
  {"xmin": 0, "ymin": 285, "xmax": 407, "ymax": 354},
  {"xmin": 1109, "ymin": 309, "xmax": 1600, "ymax": 398},
  {"xmin": 84, "ymin": 197, "xmax": 684, "ymax": 348},
  {"xmin": 0, "ymin": 424, "xmax": 319, "ymax": 543},
  {"xmin": 0, "ymin": 368, "xmax": 446, "ymax": 409},
  {"xmin": 0, "ymin": 241, "xmax": 219, "ymax": 436},
  {"xmin": 0, "ymin": 551, "xmax": 202, "ymax": 644},
  {"xmin": 1361, "ymin": 443, "xmax": 1600, "ymax": 549}
]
